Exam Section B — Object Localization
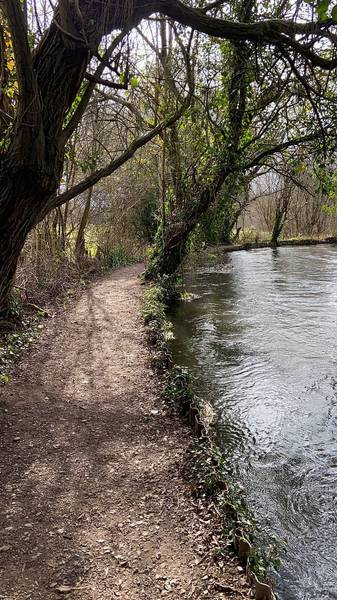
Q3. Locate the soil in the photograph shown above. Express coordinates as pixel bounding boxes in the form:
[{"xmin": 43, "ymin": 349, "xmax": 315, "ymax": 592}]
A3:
[{"xmin": 0, "ymin": 264, "xmax": 251, "ymax": 600}]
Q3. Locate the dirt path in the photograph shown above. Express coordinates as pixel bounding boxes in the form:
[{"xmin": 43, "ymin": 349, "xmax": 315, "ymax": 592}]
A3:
[{"xmin": 0, "ymin": 265, "xmax": 250, "ymax": 600}]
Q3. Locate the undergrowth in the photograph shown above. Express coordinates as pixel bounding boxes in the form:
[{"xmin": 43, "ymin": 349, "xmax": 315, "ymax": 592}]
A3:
[
  {"xmin": 0, "ymin": 314, "xmax": 45, "ymax": 384},
  {"xmin": 143, "ymin": 280, "xmax": 193, "ymax": 411},
  {"xmin": 104, "ymin": 246, "xmax": 142, "ymax": 270}
]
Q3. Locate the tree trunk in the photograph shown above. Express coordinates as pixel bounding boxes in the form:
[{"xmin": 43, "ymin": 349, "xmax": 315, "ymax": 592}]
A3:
[
  {"xmin": 0, "ymin": 159, "xmax": 56, "ymax": 312},
  {"xmin": 271, "ymin": 210, "xmax": 285, "ymax": 247},
  {"xmin": 75, "ymin": 187, "xmax": 93, "ymax": 259},
  {"xmin": 220, "ymin": 211, "xmax": 237, "ymax": 244},
  {"xmin": 146, "ymin": 174, "xmax": 226, "ymax": 279},
  {"xmin": 0, "ymin": 201, "xmax": 40, "ymax": 313}
]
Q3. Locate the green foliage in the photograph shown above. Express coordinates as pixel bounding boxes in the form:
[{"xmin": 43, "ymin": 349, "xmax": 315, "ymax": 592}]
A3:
[
  {"xmin": 317, "ymin": 0, "xmax": 330, "ymax": 20},
  {"xmin": 308, "ymin": 0, "xmax": 337, "ymax": 21},
  {"xmin": 162, "ymin": 365, "xmax": 193, "ymax": 408},
  {"xmin": 104, "ymin": 247, "xmax": 140, "ymax": 270},
  {"xmin": 0, "ymin": 318, "xmax": 43, "ymax": 380},
  {"xmin": 1, "ymin": 21, "xmax": 18, "ymax": 101},
  {"xmin": 189, "ymin": 183, "xmax": 238, "ymax": 248},
  {"xmin": 143, "ymin": 285, "xmax": 166, "ymax": 327},
  {"xmin": 143, "ymin": 277, "xmax": 178, "ymax": 324},
  {"xmin": 130, "ymin": 75, "xmax": 139, "ymax": 88},
  {"xmin": 133, "ymin": 193, "xmax": 158, "ymax": 243},
  {"xmin": 6, "ymin": 288, "xmax": 24, "ymax": 320},
  {"xmin": 190, "ymin": 436, "xmax": 282, "ymax": 582},
  {"xmin": 248, "ymin": 539, "xmax": 284, "ymax": 581},
  {"xmin": 63, "ymin": 82, "xmax": 87, "ymax": 127},
  {"xmin": 143, "ymin": 282, "xmax": 194, "ymax": 414},
  {"xmin": 0, "ymin": 373, "xmax": 9, "ymax": 385},
  {"xmin": 79, "ymin": 155, "xmax": 98, "ymax": 174},
  {"xmin": 144, "ymin": 226, "xmax": 187, "ymax": 282}
]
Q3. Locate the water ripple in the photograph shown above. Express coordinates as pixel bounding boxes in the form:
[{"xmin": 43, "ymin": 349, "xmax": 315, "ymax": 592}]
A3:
[{"xmin": 171, "ymin": 245, "xmax": 337, "ymax": 600}]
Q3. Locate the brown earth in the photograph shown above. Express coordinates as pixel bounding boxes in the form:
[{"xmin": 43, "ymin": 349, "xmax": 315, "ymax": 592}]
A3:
[{"xmin": 0, "ymin": 264, "xmax": 251, "ymax": 600}]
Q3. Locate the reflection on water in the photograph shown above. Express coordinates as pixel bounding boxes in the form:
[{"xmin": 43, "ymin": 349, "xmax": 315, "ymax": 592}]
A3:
[{"xmin": 170, "ymin": 246, "xmax": 337, "ymax": 600}]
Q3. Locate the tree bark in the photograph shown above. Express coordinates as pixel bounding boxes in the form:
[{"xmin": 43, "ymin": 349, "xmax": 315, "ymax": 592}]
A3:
[
  {"xmin": 0, "ymin": 172, "xmax": 48, "ymax": 312},
  {"xmin": 145, "ymin": 170, "xmax": 228, "ymax": 279},
  {"xmin": 271, "ymin": 210, "xmax": 285, "ymax": 247},
  {"xmin": 75, "ymin": 187, "xmax": 93, "ymax": 259}
]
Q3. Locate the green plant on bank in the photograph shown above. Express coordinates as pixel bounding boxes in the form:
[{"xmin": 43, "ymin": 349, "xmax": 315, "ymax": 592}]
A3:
[
  {"xmin": 143, "ymin": 282, "xmax": 193, "ymax": 412},
  {"xmin": 162, "ymin": 365, "xmax": 194, "ymax": 412},
  {"xmin": 143, "ymin": 279, "xmax": 282, "ymax": 588},
  {"xmin": 0, "ymin": 317, "xmax": 44, "ymax": 382},
  {"xmin": 249, "ymin": 542, "xmax": 283, "ymax": 582},
  {"xmin": 143, "ymin": 285, "xmax": 167, "ymax": 329},
  {"xmin": 188, "ymin": 395, "xmax": 282, "ymax": 582}
]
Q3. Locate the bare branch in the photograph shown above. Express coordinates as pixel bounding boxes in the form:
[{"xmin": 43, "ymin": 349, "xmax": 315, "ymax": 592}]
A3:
[
  {"xmin": 243, "ymin": 132, "xmax": 322, "ymax": 171},
  {"xmin": 45, "ymin": 97, "xmax": 191, "ymax": 214},
  {"xmin": 85, "ymin": 73, "xmax": 128, "ymax": 90},
  {"xmin": 96, "ymin": 89, "xmax": 145, "ymax": 127},
  {"xmin": 62, "ymin": 19, "xmax": 138, "ymax": 142}
]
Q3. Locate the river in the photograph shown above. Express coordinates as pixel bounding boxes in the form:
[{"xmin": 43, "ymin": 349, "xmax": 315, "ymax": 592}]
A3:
[{"xmin": 170, "ymin": 245, "xmax": 337, "ymax": 600}]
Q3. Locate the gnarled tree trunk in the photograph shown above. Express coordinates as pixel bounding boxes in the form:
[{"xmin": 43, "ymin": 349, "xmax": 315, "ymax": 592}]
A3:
[{"xmin": 0, "ymin": 168, "xmax": 53, "ymax": 312}]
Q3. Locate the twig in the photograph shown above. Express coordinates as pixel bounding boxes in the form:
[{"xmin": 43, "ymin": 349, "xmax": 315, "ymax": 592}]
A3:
[
  {"xmin": 25, "ymin": 303, "xmax": 51, "ymax": 317},
  {"xmin": 213, "ymin": 581, "xmax": 245, "ymax": 597}
]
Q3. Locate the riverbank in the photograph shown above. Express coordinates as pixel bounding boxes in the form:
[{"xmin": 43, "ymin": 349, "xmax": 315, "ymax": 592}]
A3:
[
  {"xmin": 0, "ymin": 265, "xmax": 250, "ymax": 599},
  {"xmin": 144, "ymin": 283, "xmax": 277, "ymax": 600},
  {"xmin": 212, "ymin": 237, "xmax": 336, "ymax": 254}
]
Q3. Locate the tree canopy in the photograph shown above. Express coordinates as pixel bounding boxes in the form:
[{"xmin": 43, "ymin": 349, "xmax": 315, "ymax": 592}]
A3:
[{"xmin": 1, "ymin": 0, "xmax": 337, "ymax": 311}]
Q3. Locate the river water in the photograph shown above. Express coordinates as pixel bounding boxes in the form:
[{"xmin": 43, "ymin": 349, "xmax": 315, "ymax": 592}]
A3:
[{"xmin": 170, "ymin": 245, "xmax": 337, "ymax": 600}]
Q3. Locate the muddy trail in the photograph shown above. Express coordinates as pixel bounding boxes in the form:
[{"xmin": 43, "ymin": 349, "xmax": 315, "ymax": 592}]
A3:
[{"xmin": 0, "ymin": 265, "xmax": 250, "ymax": 600}]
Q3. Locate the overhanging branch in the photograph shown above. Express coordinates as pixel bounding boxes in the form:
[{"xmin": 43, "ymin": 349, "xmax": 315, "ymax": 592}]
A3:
[
  {"xmin": 62, "ymin": 18, "xmax": 138, "ymax": 143},
  {"xmin": 157, "ymin": 0, "xmax": 337, "ymax": 69},
  {"xmin": 243, "ymin": 132, "xmax": 322, "ymax": 171}
]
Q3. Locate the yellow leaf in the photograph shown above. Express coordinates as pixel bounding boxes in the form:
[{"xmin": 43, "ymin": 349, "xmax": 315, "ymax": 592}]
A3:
[{"xmin": 6, "ymin": 58, "xmax": 15, "ymax": 71}]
